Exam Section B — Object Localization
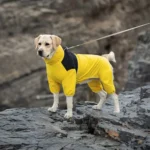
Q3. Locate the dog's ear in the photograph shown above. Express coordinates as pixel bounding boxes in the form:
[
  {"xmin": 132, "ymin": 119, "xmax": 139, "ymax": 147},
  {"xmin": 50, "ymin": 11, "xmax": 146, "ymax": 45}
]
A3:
[
  {"xmin": 51, "ymin": 35, "xmax": 62, "ymax": 49},
  {"xmin": 34, "ymin": 35, "xmax": 40, "ymax": 49}
]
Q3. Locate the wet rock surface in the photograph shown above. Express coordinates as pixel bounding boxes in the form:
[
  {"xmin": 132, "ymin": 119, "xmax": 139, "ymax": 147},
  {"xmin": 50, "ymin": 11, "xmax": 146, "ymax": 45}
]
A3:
[{"xmin": 0, "ymin": 85, "xmax": 150, "ymax": 150}]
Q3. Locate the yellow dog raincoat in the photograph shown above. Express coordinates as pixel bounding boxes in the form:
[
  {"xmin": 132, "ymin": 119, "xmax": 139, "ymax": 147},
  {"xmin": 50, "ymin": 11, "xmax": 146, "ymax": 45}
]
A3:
[{"xmin": 44, "ymin": 45, "xmax": 115, "ymax": 96}]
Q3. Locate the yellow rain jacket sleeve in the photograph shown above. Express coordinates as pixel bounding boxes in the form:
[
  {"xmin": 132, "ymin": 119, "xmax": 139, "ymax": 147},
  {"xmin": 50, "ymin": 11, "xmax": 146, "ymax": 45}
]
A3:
[
  {"xmin": 62, "ymin": 69, "xmax": 76, "ymax": 96},
  {"xmin": 47, "ymin": 75, "xmax": 60, "ymax": 94}
]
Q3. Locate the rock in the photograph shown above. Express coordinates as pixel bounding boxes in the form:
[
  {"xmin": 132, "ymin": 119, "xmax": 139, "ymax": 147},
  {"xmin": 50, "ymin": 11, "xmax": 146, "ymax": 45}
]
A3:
[
  {"xmin": 126, "ymin": 30, "xmax": 150, "ymax": 90},
  {"xmin": 1, "ymin": 0, "xmax": 150, "ymax": 108},
  {"xmin": 0, "ymin": 85, "xmax": 150, "ymax": 150}
]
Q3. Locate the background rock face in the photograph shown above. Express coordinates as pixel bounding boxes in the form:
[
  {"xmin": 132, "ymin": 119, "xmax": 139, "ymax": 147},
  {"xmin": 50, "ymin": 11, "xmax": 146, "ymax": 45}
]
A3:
[
  {"xmin": 0, "ymin": 85, "xmax": 150, "ymax": 150},
  {"xmin": 126, "ymin": 30, "xmax": 150, "ymax": 89},
  {"xmin": 0, "ymin": 0, "xmax": 150, "ymax": 108}
]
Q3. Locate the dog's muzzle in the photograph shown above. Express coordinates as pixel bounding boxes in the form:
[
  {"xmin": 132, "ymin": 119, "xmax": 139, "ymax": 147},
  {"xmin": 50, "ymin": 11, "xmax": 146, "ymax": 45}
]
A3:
[{"xmin": 38, "ymin": 50, "xmax": 43, "ymax": 57}]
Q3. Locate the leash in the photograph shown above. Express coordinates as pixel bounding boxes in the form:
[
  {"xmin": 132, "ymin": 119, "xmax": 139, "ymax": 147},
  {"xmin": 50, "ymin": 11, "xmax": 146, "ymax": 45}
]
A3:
[{"xmin": 67, "ymin": 22, "xmax": 150, "ymax": 50}]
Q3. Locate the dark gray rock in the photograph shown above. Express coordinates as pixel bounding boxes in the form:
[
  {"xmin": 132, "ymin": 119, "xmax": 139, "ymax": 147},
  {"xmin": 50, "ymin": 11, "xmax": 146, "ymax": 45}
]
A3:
[
  {"xmin": 0, "ymin": 108, "xmax": 121, "ymax": 150},
  {"xmin": 0, "ymin": 85, "xmax": 150, "ymax": 150},
  {"xmin": 126, "ymin": 31, "xmax": 150, "ymax": 90}
]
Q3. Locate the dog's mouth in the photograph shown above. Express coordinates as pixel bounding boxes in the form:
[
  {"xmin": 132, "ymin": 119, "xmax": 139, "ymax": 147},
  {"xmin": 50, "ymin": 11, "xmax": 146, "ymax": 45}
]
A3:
[
  {"xmin": 37, "ymin": 53, "xmax": 49, "ymax": 58},
  {"xmin": 46, "ymin": 50, "xmax": 55, "ymax": 59}
]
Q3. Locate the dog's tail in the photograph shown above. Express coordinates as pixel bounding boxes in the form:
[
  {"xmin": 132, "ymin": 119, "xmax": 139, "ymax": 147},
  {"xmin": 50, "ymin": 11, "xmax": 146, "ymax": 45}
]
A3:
[
  {"xmin": 107, "ymin": 51, "xmax": 116, "ymax": 63},
  {"xmin": 102, "ymin": 51, "xmax": 116, "ymax": 63}
]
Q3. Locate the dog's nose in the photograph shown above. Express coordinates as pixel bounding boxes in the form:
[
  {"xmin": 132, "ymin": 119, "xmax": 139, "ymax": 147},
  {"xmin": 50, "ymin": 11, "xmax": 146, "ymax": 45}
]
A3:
[{"xmin": 38, "ymin": 50, "xmax": 43, "ymax": 57}]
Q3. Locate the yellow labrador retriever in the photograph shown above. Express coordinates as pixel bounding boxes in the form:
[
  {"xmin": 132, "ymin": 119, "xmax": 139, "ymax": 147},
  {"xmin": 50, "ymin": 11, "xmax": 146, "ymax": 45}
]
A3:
[{"xmin": 34, "ymin": 34, "xmax": 120, "ymax": 118}]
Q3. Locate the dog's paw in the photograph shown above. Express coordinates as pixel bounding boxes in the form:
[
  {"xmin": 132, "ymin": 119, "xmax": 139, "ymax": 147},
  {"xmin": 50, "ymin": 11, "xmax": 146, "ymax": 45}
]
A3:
[
  {"xmin": 114, "ymin": 109, "xmax": 120, "ymax": 113},
  {"xmin": 64, "ymin": 112, "xmax": 72, "ymax": 119},
  {"xmin": 48, "ymin": 107, "xmax": 57, "ymax": 112},
  {"xmin": 92, "ymin": 105, "xmax": 101, "ymax": 110}
]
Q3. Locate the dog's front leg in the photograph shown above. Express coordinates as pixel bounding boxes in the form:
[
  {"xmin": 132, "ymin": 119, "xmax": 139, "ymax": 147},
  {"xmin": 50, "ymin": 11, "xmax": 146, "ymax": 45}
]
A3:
[
  {"xmin": 48, "ymin": 93, "xmax": 59, "ymax": 112},
  {"xmin": 64, "ymin": 96, "xmax": 73, "ymax": 119}
]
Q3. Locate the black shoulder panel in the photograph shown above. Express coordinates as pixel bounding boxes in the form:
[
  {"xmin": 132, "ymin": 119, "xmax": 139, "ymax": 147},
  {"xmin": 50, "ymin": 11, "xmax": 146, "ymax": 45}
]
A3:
[{"xmin": 61, "ymin": 47, "xmax": 78, "ymax": 72}]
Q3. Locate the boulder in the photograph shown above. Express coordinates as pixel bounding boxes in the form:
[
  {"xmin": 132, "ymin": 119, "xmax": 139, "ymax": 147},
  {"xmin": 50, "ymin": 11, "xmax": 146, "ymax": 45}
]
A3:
[{"xmin": 0, "ymin": 85, "xmax": 150, "ymax": 150}]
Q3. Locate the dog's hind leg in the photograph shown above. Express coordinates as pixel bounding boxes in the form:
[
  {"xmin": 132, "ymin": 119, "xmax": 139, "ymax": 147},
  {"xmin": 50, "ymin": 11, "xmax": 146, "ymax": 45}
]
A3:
[
  {"xmin": 98, "ymin": 66, "xmax": 120, "ymax": 113},
  {"xmin": 93, "ymin": 90, "xmax": 107, "ymax": 110},
  {"xmin": 48, "ymin": 93, "xmax": 59, "ymax": 112},
  {"xmin": 88, "ymin": 80, "xmax": 107, "ymax": 110},
  {"xmin": 90, "ymin": 57, "xmax": 120, "ymax": 113},
  {"xmin": 110, "ymin": 93, "xmax": 120, "ymax": 113}
]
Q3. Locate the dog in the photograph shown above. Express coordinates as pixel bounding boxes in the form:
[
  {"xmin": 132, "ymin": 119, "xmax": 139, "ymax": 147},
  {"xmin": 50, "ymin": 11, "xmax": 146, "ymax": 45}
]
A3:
[{"xmin": 34, "ymin": 34, "xmax": 120, "ymax": 118}]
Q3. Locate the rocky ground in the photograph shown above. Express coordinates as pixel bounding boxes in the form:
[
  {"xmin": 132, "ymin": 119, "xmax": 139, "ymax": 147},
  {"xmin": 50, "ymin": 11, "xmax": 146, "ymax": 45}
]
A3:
[
  {"xmin": 0, "ymin": 85, "xmax": 150, "ymax": 150},
  {"xmin": 1, "ymin": 0, "xmax": 150, "ymax": 108}
]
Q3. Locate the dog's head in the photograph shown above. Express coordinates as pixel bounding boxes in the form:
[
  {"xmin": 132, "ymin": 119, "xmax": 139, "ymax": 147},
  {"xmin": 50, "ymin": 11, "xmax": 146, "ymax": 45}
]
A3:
[{"xmin": 34, "ymin": 34, "xmax": 62, "ymax": 59}]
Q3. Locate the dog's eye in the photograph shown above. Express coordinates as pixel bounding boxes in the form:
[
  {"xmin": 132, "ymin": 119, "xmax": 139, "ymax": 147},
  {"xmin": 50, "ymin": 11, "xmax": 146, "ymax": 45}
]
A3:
[
  {"xmin": 38, "ymin": 43, "xmax": 41, "ymax": 45},
  {"xmin": 45, "ymin": 43, "xmax": 50, "ymax": 46}
]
